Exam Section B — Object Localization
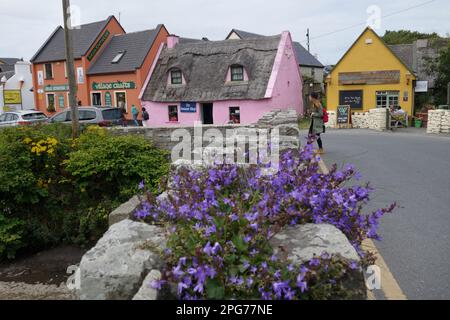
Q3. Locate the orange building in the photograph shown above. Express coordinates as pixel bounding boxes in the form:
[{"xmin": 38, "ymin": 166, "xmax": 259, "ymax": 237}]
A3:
[{"xmin": 30, "ymin": 16, "xmax": 169, "ymax": 120}]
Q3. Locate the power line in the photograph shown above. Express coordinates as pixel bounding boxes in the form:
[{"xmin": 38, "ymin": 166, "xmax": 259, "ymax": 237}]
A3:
[{"xmin": 300, "ymin": 0, "xmax": 437, "ymax": 44}]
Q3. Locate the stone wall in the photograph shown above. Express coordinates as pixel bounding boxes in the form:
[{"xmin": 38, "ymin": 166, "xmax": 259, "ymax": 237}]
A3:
[
  {"xmin": 427, "ymin": 110, "xmax": 450, "ymax": 134},
  {"xmin": 327, "ymin": 108, "xmax": 389, "ymax": 131},
  {"xmin": 111, "ymin": 109, "xmax": 301, "ymax": 157}
]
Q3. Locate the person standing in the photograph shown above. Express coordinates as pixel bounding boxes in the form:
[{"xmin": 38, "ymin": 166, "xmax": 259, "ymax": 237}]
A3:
[
  {"xmin": 120, "ymin": 106, "xmax": 128, "ymax": 127},
  {"xmin": 131, "ymin": 104, "xmax": 139, "ymax": 127},
  {"xmin": 308, "ymin": 92, "xmax": 325, "ymax": 154},
  {"xmin": 142, "ymin": 107, "xmax": 150, "ymax": 128}
]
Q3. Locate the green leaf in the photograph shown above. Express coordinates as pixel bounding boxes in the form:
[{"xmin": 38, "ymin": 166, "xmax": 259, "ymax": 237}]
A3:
[
  {"xmin": 232, "ymin": 234, "xmax": 248, "ymax": 252},
  {"xmin": 206, "ymin": 278, "xmax": 225, "ymax": 299}
]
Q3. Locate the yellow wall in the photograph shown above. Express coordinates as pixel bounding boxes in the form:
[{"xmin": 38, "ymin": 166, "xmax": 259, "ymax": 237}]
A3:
[{"xmin": 326, "ymin": 28, "xmax": 415, "ymax": 115}]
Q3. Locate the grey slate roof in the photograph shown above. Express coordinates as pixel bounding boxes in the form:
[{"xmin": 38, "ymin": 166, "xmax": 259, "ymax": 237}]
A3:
[
  {"xmin": 227, "ymin": 29, "xmax": 265, "ymax": 40},
  {"xmin": 0, "ymin": 71, "xmax": 15, "ymax": 81},
  {"xmin": 388, "ymin": 44, "xmax": 415, "ymax": 72},
  {"xmin": 87, "ymin": 26, "xmax": 163, "ymax": 75},
  {"xmin": 142, "ymin": 35, "xmax": 282, "ymax": 102},
  {"xmin": 226, "ymin": 29, "xmax": 324, "ymax": 68},
  {"xmin": 292, "ymin": 42, "xmax": 324, "ymax": 68},
  {"xmin": 31, "ymin": 17, "xmax": 114, "ymax": 63},
  {"xmin": 0, "ymin": 58, "xmax": 20, "ymax": 72}
]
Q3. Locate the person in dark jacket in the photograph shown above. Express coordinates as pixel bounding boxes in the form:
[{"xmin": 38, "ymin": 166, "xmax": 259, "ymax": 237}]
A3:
[
  {"xmin": 309, "ymin": 92, "xmax": 325, "ymax": 154},
  {"xmin": 142, "ymin": 107, "xmax": 150, "ymax": 128}
]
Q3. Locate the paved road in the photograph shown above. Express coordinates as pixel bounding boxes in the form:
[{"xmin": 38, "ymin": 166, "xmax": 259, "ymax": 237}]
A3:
[{"xmin": 317, "ymin": 128, "xmax": 450, "ymax": 300}]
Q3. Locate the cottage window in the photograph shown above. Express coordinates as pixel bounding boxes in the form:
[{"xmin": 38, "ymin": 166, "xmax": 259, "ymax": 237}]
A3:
[
  {"xmin": 376, "ymin": 91, "xmax": 399, "ymax": 109},
  {"xmin": 168, "ymin": 105, "xmax": 179, "ymax": 122},
  {"xmin": 231, "ymin": 65, "xmax": 244, "ymax": 81},
  {"xmin": 170, "ymin": 69, "xmax": 183, "ymax": 85},
  {"xmin": 229, "ymin": 107, "xmax": 240, "ymax": 124},
  {"xmin": 45, "ymin": 63, "xmax": 53, "ymax": 79}
]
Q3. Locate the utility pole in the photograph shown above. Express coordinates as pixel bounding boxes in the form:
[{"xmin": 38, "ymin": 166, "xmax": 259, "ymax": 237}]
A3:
[
  {"xmin": 447, "ymin": 82, "xmax": 450, "ymax": 105},
  {"xmin": 306, "ymin": 28, "xmax": 310, "ymax": 52},
  {"xmin": 62, "ymin": 0, "xmax": 79, "ymax": 139}
]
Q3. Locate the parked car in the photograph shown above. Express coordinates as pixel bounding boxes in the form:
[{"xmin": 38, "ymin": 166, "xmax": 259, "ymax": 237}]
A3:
[
  {"xmin": 48, "ymin": 106, "xmax": 123, "ymax": 127},
  {"xmin": 0, "ymin": 110, "xmax": 48, "ymax": 127}
]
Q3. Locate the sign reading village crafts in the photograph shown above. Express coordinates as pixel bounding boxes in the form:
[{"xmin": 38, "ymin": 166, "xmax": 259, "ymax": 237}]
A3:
[
  {"xmin": 180, "ymin": 102, "xmax": 197, "ymax": 113},
  {"xmin": 92, "ymin": 81, "xmax": 136, "ymax": 91},
  {"xmin": 87, "ymin": 30, "xmax": 110, "ymax": 62}
]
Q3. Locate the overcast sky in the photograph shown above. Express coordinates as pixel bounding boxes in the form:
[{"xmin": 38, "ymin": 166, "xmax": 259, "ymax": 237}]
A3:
[{"xmin": 1, "ymin": 0, "xmax": 449, "ymax": 65}]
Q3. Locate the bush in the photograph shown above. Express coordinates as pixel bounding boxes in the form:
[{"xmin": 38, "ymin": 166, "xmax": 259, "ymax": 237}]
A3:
[
  {"xmin": 0, "ymin": 212, "xmax": 25, "ymax": 259},
  {"xmin": 0, "ymin": 124, "xmax": 169, "ymax": 260},
  {"xmin": 135, "ymin": 142, "xmax": 395, "ymax": 300}
]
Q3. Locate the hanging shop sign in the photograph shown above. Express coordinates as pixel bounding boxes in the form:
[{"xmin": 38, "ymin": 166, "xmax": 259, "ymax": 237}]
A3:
[
  {"xmin": 92, "ymin": 81, "xmax": 136, "ymax": 91},
  {"xmin": 3, "ymin": 90, "xmax": 22, "ymax": 104},
  {"xmin": 415, "ymin": 81, "xmax": 428, "ymax": 93},
  {"xmin": 87, "ymin": 30, "xmax": 110, "ymax": 62}
]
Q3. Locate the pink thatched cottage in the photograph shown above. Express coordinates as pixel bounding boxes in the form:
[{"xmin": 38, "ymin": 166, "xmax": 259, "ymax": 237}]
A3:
[{"xmin": 139, "ymin": 31, "xmax": 303, "ymax": 126}]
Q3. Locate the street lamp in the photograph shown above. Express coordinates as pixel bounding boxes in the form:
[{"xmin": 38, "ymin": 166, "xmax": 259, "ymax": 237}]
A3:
[
  {"xmin": 19, "ymin": 77, "xmax": 24, "ymax": 110},
  {"xmin": 1, "ymin": 76, "xmax": 7, "ymax": 113}
]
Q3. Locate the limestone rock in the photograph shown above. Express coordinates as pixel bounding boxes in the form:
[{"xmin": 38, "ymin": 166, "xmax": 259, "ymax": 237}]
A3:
[
  {"xmin": 109, "ymin": 195, "xmax": 141, "ymax": 226},
  {"xmin": 78, "ymin": 219, "xmax": 166, "ymax": 300},
  {"xmin": 132, "ymin": 270, "xmax": 161, "ymax": 300},
  {"xmin": 270, "ymin": 224, "xmax": 360, "ymax": 264}
]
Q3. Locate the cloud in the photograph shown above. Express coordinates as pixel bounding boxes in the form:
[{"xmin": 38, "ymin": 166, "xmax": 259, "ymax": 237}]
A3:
[{"xmin": 0, "ymin": 0, "xmax": 449, "ymax": 64}]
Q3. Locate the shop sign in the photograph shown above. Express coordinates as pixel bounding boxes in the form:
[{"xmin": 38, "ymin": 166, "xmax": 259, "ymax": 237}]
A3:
[
  {"xmin": 415, "ymin": 81, "xmax": 428, "ymax": 93},
  {"xmin": 87, "ymin": 30, "xmax": 110, "ymax": 61},
  {"xmin": 92, "ymin": 81, "xmax": 136, "ymax": 91},
  {"xmin": 180, "ymin": 102, "xmax": 197, "ymax": 113},
  {"xmin": 105, "ymin": 91, "xmax": 112, "ymax": 106},
  {"xmin": 45, "ymin": 84, "xmax": 69, "ymax": 92},
  {"xmin": 3, "ymin": 90, "xmax": 21, "ymax": 104}
]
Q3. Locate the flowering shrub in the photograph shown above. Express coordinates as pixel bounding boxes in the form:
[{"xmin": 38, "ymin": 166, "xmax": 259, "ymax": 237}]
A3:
[
  {"xmin": 135, "ymin": 142, "xmax": 395, "ymax": 300},
  {"xmin": 0, "ymin": 124, "xmax": 169, "ymax": 260}
]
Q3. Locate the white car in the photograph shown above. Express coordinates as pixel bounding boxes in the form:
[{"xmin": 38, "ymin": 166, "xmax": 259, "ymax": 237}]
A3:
[{"xmin": 0, "ymin": 110, "xmax": 48, "ymax": 127}]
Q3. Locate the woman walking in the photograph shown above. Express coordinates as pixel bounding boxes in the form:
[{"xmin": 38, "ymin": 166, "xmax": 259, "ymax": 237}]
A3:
[{"xmin": 308, "ymin": 92, "xmax": 325, "ymax": 154}]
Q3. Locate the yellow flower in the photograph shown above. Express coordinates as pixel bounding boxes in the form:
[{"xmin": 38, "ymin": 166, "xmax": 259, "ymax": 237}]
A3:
[{"xmin": 23, "ymin": 137, "xmax": 32, "ymax": 144}]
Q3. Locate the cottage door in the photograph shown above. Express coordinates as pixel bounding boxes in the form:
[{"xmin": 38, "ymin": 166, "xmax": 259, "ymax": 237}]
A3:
[{"xmin": 202, "ymin": 103, "xmax": 214, "ymax": 125}]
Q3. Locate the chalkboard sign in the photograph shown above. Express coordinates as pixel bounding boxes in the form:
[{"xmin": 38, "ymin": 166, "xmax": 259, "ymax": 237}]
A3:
[
  {"xmin": 337, "ymin": 105, "xmax": 351, "ymax": 125},
  {"xmin": 339, "ymin": 90, "xmax": 363, "ymax": 109}
]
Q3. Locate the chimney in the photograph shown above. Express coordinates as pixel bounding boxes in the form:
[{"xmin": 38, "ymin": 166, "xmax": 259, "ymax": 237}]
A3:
[{"xmin": 167, "ymin": 34, "xmax": 180, "ymax": 49}]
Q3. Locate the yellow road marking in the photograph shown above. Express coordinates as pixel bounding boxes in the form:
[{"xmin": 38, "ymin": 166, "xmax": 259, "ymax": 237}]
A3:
[{"xmin": 318, "ymin": 159, "xmax": 407, "ymax": 300}]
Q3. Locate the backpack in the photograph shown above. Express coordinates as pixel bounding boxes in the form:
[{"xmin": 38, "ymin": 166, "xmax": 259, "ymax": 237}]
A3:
[
  {"xmin": 142, "ymin": 111, "xmax": 149, "ymax": 121},
  {"xmin": 323, "ymin": 108, "xmax": 329, "ymax": 123}
]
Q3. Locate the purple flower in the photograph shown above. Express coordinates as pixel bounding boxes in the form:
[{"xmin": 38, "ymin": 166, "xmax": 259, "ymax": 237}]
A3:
[
  {"xmin": 297, "ymin": 280, "xmax": 308, "ymax": 293},
  {"xmin": 309, "ymin": 258, "xmax": 320, "ymax": 267},
  {"xmin": 138, "ymin": 181, "xmax": 145, "ymax": 190}
]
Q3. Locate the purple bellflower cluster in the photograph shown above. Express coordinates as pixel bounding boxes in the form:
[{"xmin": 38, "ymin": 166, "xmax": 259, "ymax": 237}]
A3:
[{"xmin": 135, "ymin": 141, "xmax": 395, "ymax": 300}]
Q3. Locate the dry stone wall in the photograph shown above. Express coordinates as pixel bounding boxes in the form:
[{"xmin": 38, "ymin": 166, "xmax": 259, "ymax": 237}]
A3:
[
  {"xmin": 427, "ymin": 110, "xmax": 450, "ymax": 134},
  {"xmin": 327, "ymin": 108, "xmax": 389, "ymax": 131}
]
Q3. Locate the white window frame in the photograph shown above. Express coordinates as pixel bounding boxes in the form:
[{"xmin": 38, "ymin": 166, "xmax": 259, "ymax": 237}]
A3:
[
  {"xmin": 91, "ymin": 91, "xmax": 103, "ymax": 106},
  {"xmin": 170, "ymin": 69, "xmax": 183, "ymax": 85},
  {"xmin": 114, "ymin": 91, "xmax": 127, "ymax": 112},
  {"xmin": 44, "ymin": 63, "xmax": 53, "ymax": 79}
]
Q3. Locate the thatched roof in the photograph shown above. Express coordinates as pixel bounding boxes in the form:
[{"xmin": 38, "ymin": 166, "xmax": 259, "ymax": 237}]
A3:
[{"xmin": 142, "ymin": 35, "xmax": 281, "ymax": 102}]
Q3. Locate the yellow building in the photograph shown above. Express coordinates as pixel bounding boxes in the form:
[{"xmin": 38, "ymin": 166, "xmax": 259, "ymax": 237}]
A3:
[{"xmin": 326, "ymin": 27, "xmax": 416, "ymax": 116}]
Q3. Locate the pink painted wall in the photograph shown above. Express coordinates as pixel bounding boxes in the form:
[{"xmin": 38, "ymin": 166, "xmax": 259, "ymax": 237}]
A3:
[{"xmin": 141, "ymin": 31, "xmax": 303, "ymax": 127}]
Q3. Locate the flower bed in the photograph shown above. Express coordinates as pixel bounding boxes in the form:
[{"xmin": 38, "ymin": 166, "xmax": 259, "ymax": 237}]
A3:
[{"xmin": 135, "ymin": 141, "xmax": 395, "ymax": 300}]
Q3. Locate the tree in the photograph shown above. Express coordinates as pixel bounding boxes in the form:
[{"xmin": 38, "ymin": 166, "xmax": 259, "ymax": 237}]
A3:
[
  {"xmin": 430, "ymin": 44, "xmax": 450, "ymax": 105},
  {"xmin": 382, "ymin": 30, "xmax": 441, "ymax": 45}
]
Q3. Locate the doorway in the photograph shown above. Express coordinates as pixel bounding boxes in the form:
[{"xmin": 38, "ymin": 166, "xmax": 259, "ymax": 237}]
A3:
[
  {"xmin": 115, "ymin": 91, "xmax": 127, "ymax": 111},
  {"xmin": 202, "ymin": 103, "xmax": 214, "ymax": 124}
]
